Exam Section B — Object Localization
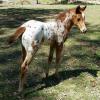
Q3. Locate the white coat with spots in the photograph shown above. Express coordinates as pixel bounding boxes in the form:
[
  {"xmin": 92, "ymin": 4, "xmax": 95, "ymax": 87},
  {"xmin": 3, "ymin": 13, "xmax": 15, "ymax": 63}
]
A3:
[{"xmin": 21, "ymin": 20, "xmax": 64, "ymax": 53}]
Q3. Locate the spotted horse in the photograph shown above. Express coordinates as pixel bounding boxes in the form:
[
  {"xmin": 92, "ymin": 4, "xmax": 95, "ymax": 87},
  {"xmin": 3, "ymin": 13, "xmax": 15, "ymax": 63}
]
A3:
[{"xmin": 8, "ymin": 5, "xmax": 87, "ymax": 92}]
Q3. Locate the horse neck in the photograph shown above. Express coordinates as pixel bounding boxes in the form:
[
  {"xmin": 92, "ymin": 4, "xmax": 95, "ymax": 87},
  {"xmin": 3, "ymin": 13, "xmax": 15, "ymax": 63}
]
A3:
[
  {"xmin": 62, "ymin": 13, "xmax": 74, "ymax": 41},
  {"xmin": 64, "ymin": 20, "xmax": 73, "ymax": 34}
]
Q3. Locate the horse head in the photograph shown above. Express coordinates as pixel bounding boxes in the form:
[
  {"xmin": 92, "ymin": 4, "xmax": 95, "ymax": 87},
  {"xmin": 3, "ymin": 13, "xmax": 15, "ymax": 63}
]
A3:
[
  {"xmin": 57, "ymin": 5, "xmax": 87, "ymax": 34},
  {"xmin": 71, "ymin": 5, "xmax": 87, "ymax": 33}
]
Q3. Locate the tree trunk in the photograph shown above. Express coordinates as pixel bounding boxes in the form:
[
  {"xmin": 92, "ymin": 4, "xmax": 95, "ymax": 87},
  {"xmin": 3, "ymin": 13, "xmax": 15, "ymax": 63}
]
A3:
[{"xmin": 36, "ymin": 0, "xmax": 39, "ymax": 4}]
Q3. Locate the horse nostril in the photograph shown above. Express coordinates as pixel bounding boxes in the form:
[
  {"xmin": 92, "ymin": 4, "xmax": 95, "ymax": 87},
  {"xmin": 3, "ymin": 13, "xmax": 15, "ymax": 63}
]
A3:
[
  {"xmin": 85, "ymin": 29, "xmax": 87, "ymax": 33},
  {"xmin": 84, "ymin": 30, "xmax": 87, "ymax": 33},
  {"xmin": 83, "ymin": 29, "xmax": 87, "ymax": 33}
]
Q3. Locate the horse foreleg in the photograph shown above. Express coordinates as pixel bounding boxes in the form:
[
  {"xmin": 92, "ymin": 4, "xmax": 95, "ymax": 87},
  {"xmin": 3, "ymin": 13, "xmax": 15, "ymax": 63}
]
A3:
[
  {"xmin": 46, "ymin": 42, "xmax": 55, "ymax": 78},
  {"xmin": 55, "ymin": 43, "xmax": 63, "ymax": 77}
]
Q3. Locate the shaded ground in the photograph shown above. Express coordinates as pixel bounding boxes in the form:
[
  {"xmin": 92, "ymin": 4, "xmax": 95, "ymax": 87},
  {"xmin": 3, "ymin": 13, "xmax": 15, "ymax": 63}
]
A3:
[{"xmin": 0, "ymin": 4, "xmax": 100, "ymax": 100}]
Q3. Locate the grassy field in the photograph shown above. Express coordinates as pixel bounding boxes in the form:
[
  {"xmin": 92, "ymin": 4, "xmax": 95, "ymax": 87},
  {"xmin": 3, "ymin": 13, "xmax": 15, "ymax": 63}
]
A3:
[{"xmin": 0, "ymin": 4, "xmax": 100, "ymax": 100}]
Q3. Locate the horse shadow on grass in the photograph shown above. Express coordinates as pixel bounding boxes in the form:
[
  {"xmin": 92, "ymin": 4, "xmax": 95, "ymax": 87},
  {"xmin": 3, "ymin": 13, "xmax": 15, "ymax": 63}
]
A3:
[
  {"xmin": 42, "ymin": 68, "xmax": 99, "ymax": 87},
  {"xmin": 24, "ymin": 68, "xmax": 99, "ymax": 97}
]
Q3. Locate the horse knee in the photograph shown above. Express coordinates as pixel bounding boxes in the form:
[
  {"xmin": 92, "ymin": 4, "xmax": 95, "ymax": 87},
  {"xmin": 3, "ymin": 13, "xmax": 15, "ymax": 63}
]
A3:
[{"xmin": 21, "ymin": 64, "xmax": 28, "ymax": 76}]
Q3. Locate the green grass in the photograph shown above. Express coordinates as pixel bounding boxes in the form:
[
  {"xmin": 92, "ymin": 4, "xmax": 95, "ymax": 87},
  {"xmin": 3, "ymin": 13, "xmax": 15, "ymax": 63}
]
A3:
[{"xmin": 0, "ymin": 4, "xmax": 100, "ymax": 100}]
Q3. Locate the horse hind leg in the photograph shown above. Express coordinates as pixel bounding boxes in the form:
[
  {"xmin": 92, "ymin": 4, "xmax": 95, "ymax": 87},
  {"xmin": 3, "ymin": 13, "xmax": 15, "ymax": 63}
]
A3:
[
  {"xmin": 18, "ymin": 45, "xmax": 39, "ymax": 92},
  {"xmin": 21, "ymin": 45, "xmax": 26, "ymax": 64},
  {"xmin": 18, "ymin": 51, "xmax": 32, "ymax": 92}
]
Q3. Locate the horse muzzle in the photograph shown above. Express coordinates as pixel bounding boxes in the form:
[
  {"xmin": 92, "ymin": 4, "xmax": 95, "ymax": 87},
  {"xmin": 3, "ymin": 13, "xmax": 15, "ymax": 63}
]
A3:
[{"xmin": 81, "ymin": 28, "xmax": 87, "ymax": 33}]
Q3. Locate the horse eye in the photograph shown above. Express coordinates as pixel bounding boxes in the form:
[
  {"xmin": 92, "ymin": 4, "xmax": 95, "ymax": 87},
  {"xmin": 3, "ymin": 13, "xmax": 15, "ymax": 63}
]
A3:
[{"xmin": 77, "ymin": 18, "xmax": 80, "ymax": 21}]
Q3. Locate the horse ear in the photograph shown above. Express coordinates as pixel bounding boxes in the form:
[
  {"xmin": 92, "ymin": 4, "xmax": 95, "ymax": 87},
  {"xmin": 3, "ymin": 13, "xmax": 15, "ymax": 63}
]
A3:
[
  {"xmin": 81, "ymin": 5, "xmax": 87, "ymax": 11},
  {"xmin": 76, "ymin": 5, "xmax": 81, "ymax": 14}
]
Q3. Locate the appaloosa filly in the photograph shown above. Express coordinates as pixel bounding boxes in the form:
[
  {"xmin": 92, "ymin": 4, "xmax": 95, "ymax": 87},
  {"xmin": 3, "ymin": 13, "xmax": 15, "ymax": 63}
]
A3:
[{"xmin": 8, "ymin": 5, "xmax": 87, "ymax": 92}]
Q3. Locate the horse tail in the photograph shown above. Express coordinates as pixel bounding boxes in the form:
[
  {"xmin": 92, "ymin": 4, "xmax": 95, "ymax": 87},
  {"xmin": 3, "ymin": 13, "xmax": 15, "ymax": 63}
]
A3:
[{"xmin": 8, "ymin": 27, "xmax": 26, "ymax": 44}]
